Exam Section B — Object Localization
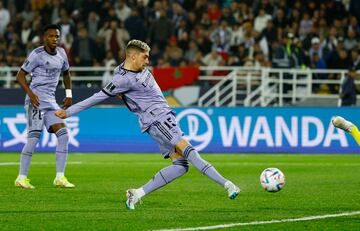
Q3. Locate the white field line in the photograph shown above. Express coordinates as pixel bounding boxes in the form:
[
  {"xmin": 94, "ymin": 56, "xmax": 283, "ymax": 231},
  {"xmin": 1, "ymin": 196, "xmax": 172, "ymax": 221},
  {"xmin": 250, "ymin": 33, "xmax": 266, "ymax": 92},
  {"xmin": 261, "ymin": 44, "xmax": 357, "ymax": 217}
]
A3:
[
  {"xmin": 2, "ymin": 161, "xmax": 360, "ymax": 167},
  {"xmin": 214, "ymin": 162, "xmax": 360, "ymax": 166},
  {"xmin": 152, "ymin": 211, "xmax": 360, "ymax": 231},
  {"xmin": 0, "ymin": 161, "xmax": 82, "ymax": 166},
  {"xmin": 37, "ymin": 162, "xmax": 360, "ymax": 166}
]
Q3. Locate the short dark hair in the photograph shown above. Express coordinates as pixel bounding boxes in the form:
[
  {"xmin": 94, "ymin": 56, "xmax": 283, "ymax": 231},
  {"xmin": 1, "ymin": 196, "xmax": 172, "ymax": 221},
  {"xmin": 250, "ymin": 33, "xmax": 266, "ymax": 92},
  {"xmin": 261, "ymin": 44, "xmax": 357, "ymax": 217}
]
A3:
[{"xmin": 43, "ymin": 24, "xmax": 60, "ymax": 33}]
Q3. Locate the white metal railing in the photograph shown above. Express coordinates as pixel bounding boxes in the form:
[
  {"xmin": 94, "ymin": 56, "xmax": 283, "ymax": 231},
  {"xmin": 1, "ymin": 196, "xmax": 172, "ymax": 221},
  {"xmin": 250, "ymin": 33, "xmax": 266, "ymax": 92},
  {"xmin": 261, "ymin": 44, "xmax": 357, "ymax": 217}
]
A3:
[
  {"xmin": 198, "ymin": 67, "xmax": 266, "ymax": 107},
  {"xmin": 253, "ymin": 68, "xmax": 348, "ymax": 107},
  {"xmin": 0, "ymin": 66, "xmax": 255, "ymax": 86},
  {"xmin": 198, "ymin": 70, "xmax": 237, "ymax": 107},
  {"xmin": 0, "ymin": 66, "xmax": 356, "ymax": 107},
  {"xmin": 196, "ymin": 67, "xmax": 357, "ymax": 107}
]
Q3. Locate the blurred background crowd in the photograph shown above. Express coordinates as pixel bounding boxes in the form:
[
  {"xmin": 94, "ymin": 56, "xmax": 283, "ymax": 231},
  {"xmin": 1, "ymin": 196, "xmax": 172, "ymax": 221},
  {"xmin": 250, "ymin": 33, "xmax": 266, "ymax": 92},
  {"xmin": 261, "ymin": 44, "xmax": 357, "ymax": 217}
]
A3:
[{"xmin": 1, "ymin": 0, "xmax": 360, "ymax": 73}]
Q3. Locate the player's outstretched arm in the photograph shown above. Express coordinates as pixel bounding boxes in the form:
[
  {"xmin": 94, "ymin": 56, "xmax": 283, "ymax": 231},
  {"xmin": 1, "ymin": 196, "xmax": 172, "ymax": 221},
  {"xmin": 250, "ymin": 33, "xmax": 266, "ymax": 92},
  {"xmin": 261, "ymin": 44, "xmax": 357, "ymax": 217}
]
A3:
[{"xmin": 61, "ymin": 90, "xmax": 110, "ymax": 117}]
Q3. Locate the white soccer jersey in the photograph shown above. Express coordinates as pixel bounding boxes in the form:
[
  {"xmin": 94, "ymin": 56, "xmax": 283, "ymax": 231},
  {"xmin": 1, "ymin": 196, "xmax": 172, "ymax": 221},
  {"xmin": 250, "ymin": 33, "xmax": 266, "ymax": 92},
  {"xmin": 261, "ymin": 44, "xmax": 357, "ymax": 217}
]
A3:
[
  {"xmin": 21, "ymin": 46, "xmax": 69, "ymax": 109},
  {"xmin": 66, "ymin": 63, "xmax": 172, "ymax": 131}
]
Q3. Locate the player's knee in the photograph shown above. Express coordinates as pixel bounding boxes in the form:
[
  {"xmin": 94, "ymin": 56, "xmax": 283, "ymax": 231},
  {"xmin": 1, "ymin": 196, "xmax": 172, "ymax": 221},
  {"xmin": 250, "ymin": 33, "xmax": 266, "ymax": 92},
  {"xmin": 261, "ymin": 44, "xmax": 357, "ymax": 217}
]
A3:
[
  {"xmin": 175, "ymin": 139, "xmax": 192, "ymax": 156},
  {"xmin": 28, "ymin": 130, "xmax": 41, "ymax": 139},
  {"xmin": 173, "ymin": 159, "xmax": 189, "ymax": 172},
  {"xmin": 55, "ymin": 128, "xmax": 69, "ymax": 143},
  {"xmin": 181, "ymin": 144, "xmax": 196, "ymax": 160}
]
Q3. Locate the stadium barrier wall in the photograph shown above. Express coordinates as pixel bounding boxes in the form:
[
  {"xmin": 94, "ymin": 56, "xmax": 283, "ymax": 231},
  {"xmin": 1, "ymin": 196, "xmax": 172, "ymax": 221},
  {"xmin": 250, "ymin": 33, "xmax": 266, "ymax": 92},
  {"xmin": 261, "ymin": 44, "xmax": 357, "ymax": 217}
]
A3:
[{"xmin": 0, "ymin": 106, "xmax": 359, "ymax": 153}]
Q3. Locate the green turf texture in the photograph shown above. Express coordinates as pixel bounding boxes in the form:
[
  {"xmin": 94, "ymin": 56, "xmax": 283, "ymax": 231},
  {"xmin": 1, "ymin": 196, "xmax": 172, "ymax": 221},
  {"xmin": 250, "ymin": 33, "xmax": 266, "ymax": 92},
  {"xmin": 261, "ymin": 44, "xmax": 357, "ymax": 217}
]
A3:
[{"xmin": 1, "ymin": 153, "xmax": 360, "ymax": 230}]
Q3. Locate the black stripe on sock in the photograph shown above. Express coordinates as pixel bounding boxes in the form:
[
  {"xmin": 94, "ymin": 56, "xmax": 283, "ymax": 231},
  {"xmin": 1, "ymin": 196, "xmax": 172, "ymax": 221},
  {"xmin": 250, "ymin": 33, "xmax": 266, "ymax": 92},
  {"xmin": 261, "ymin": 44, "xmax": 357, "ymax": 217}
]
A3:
[
  {"xmin": 29, "ymin": 130, "xmax": 42, "ymax": 133},
  {"xmin": 183, "ymin": 146, "xmax": 195, "ymax": 159},
  {"xmin": 56, "ymin": 132, "xmax": 68, "ymax": 138},
  {"xmin": 200, "ymin": 164, "xmax": 210, "ymax": 172},
  {"xmin": 55, "ymin": 129, "xmax": 68, "ymax": 137},
  {"xmin": 55, "ymin": 128, "xmax": 67, "ymax": 133},
  {"xmin": 202, "ymin": 165, "xmax": 213, "ymax": 174},
  {"xmin": 183, "ymin": 146, "xmax": 190, "ymax": 155},
  {"xmin": 56, "ymin": 130, "xmax": 67, "ymax": 135},
  {"xmin": 159, "ymin": 171, "xmax": 168, "ymax": 184},
  {"xmin": 21, "ymin": 152, "xmax": 32, "ymax": 156},
  {"xmin": 201, "ymin": 164, "xmax": 212, "ymax": 173},
  {"xmin": 28, "ymin": 130, "xmax": 41, "ymax": 138}
]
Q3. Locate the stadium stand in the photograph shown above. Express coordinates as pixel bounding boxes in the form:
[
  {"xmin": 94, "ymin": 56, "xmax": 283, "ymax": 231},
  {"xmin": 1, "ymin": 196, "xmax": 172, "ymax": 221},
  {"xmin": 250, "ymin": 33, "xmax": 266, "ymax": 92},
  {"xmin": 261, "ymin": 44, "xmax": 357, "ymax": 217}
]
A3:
[{"xmin": 1, "ymin": 0, "xmax": 360, "ymax": 105}]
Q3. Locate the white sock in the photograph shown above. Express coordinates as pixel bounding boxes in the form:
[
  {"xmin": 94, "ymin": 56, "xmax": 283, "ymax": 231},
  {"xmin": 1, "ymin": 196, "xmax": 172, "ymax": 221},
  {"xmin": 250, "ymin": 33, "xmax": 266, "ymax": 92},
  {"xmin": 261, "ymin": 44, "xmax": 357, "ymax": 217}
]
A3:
[
  {"xmin": 18, "ymin": 174, "xmax": 27, "ymax": 180},
  {"xmin": 56, "ymin": 172, "xmax": 64, "ymax": 178},
  {"xmin": 224, "ymin": 180, "xmax": 234, "ymax": 189},
  {"xmin": 136, "ymin": 187, "xmax": 146, "ymax": 198}
]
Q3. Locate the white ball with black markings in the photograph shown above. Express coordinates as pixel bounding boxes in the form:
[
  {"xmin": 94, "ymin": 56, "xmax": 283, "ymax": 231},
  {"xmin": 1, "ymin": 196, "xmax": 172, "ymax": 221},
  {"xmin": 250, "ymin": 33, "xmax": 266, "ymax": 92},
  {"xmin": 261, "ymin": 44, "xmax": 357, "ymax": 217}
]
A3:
[{"xmin": 260, "ymin": 168, "xmax": 285, "ymax": 192}]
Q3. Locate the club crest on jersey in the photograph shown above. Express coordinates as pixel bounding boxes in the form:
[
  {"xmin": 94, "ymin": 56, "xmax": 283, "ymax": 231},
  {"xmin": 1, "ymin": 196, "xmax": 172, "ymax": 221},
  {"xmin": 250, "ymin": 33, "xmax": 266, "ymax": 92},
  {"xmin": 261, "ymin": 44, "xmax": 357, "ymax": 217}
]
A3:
[{"xmin": 105, "ymin": 82, "xmax": 116, "ymax": 92}]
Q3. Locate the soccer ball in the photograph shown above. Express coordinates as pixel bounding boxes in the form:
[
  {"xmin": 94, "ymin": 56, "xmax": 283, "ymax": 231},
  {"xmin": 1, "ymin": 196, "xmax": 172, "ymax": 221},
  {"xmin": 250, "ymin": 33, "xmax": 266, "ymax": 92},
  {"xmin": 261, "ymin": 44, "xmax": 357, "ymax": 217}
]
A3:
[{"xmin": 260, "ymin": 168, "xmax": 285, "ymax": 192}]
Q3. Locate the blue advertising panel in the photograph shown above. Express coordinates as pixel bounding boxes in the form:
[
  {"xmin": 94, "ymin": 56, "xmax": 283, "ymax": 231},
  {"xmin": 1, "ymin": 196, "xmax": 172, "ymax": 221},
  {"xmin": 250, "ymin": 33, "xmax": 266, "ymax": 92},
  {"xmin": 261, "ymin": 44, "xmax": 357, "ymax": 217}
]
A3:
[{"xmin": 0, "ymin": 106, "xmax": 359, "ymax": 153}]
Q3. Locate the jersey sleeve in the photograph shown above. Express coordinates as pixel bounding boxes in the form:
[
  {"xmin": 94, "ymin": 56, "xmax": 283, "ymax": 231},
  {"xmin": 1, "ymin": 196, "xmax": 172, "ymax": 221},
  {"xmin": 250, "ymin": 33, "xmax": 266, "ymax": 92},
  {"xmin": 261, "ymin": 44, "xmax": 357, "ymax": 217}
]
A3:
[
  {"xmin": 60, "ymin": 48, "xmax": 70, "ymax": 72},
  {"xmin": 66, "ymin": 90, "xmax": 110, "ymax": 117},
  {"xmin": 102, "ymin": 72, "xmax": 131, "ymax": 96},
  {"xmin": 21, "ymin": 51, "xmax": 38, "ymax": 73}
]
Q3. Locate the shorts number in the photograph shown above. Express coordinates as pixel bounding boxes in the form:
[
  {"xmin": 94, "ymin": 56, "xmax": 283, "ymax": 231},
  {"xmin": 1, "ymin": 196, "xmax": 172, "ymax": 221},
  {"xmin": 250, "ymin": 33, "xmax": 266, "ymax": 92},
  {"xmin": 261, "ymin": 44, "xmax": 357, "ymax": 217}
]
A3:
[
  {"xmin": 32, "ymin": 109, "xmax": 42, "ymax": 120},
  {"xmin": 163, "ymin": 117, "xmax": 176, "ymax": 129}
]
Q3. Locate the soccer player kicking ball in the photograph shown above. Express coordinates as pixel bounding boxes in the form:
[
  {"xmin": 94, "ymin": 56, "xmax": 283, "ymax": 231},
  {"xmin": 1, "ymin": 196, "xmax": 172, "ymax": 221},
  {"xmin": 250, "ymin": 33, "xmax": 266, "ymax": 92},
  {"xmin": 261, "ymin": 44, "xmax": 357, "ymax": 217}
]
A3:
[
  {"xmin": 55, "ymin": 40, "xmax": 240, "ymax": 209},
  {"xmin": 332, "ymin": 116, "xmax": 360, "ymax": 145},
  {"xmin": 15, "ymin": 24, "xmax": 75, "ymax": 189}
]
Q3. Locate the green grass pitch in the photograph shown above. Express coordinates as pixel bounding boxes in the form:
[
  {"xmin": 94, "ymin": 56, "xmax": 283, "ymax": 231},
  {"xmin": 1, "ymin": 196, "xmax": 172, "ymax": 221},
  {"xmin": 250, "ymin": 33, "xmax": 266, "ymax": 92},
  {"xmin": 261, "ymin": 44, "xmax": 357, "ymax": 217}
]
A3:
[{"xmin": 1, "ymin": 153, "xmax": 360, "ymax": 230}]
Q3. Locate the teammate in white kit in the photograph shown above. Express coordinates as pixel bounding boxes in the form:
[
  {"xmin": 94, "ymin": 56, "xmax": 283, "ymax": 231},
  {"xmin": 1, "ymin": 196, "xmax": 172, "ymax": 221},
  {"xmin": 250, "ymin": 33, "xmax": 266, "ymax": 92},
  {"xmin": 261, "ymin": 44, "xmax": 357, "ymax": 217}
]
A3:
[
  {"xmin": 55, "ymin": 40, "xmax": 240, "ymax": 209},
  {"xmin": 15, "ymin": 24, "xmax": 75, "ymax": 189}
]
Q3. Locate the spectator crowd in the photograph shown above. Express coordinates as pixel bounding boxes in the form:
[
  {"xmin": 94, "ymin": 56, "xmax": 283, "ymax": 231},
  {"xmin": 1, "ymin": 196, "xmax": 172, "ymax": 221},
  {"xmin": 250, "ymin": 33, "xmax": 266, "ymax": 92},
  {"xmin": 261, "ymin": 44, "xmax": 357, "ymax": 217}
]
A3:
[{"xmin": 1, "ymin": 0, "xmax": 360, "ymax": 80}]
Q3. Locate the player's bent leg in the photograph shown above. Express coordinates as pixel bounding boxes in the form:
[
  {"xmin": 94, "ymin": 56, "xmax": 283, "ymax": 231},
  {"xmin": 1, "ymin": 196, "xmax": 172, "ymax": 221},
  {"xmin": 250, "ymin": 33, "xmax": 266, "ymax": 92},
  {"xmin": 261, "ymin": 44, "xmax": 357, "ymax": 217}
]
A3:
[
  {"xmin": 142, "ymin": 153, "xmax": 189, "ymax": 194},
  {"xmin": 176, "ymin": 139, "xmax": 226, "ymax": 186},
  {"xmin": 332, "ymin": 116, "xmax": 354, "ymax": 132},
  {"xmin": 51, "ymin": 123, "xmax": 75, "ymax": 188},
  {"xmin": 332, "ymin": 116, "xmax": 360, "ymax": 146},
  {"xmin": 176, "ymin": 139, "xmax": 240, "ymax": 199},
  {"xmin": 126, "ymin": 153, "xmax": 189, "ymax": 210},
  {"xmin": 15, "ymin": 130, "xmax": 41, "ymax": 189}
]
